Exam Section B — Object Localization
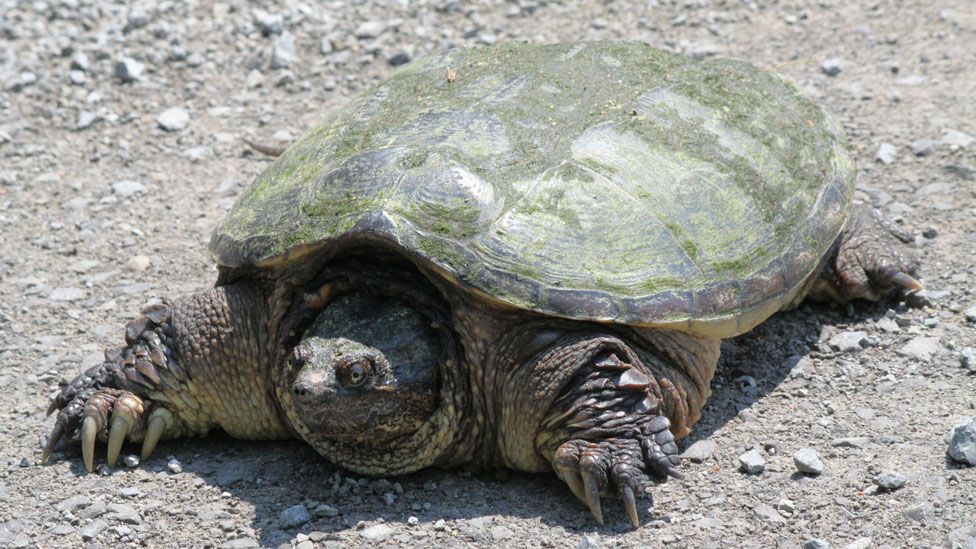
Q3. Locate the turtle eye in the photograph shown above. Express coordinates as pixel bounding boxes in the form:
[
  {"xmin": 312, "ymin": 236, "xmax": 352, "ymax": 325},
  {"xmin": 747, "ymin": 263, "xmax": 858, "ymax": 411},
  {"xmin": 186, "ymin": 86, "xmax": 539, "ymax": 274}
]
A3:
[{"xmin": 337, "ymin": 358, "xmax": 372, "ymax": 389}]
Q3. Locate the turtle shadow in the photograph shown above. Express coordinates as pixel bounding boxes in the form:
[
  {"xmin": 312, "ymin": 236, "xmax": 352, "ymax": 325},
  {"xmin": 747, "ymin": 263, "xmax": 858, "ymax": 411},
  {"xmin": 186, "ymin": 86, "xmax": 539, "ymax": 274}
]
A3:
[{"xmin": 681, "ymin": 298, "xmax": 902, "ymax": 447}]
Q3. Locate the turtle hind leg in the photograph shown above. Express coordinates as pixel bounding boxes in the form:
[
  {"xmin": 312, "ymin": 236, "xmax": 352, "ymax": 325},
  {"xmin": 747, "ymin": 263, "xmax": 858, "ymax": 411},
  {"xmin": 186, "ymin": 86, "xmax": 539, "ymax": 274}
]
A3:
[{"xmin": 808, "ymin": 204, "xmax": 922, "ymax": 304}]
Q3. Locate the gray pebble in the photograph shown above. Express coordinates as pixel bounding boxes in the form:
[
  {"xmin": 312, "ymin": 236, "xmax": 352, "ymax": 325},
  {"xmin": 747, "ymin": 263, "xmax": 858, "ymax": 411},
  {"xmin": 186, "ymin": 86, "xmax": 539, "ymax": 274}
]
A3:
[
  {"xmin": 81, "ymin": 519, "xmax": 108, "ymax": 541},
  {"xmin": 829, "ymin": 331, "xmax": 868, "ymax": 352},
  {"xmin": 681, "ymin": 439, "xmax": 717, "ymax": 462},
  {"xmin": 964, "ymin": 305, "xmax": 976, "ymax": 323},
  {"xmin": 433, "ymin": 519, "xmax": 447, "ymax": 531},
  {"xmin": 947, "ymin": 524, "xmax": 976, "ymax": 549},
  {"xmin": 111, "ymin": 180, "xmax": 145, "ymax": 197},
  {"xmin": 876, "ymin": 143, "xmax": 898, "ymax": 164},
  {"xmin": 899, "ymin": 336, "xmax": 940, "ymax": 361},
  {"xmin": 960, "ymin": 348, "xmax": 976, "ymax": 372},
  {"xmin": 873, "ymin": 472, "xmax": 907, "ymax": 491},
  {"xmin": 166, "ymin": 457, "xmax": 182, "ymax": 473},
  {"xmin": 738, "ymin": 449, "xmax": 765, "ymax": 474},
  {"xmin": 186, "ymin": 52, "xmax": 206, "ymax": 67},
  {"xmin": 253, "ymin": 9, "xmax": 284, "ymax": 36},
  {"xmin": 279, "ymin": 504, "xmax": 310, "ymax": 528},
  {"xmin": 354, "ymin": 21, "xmax": 386, "ymax": 39},
  {"xmin": 804, "ymin": 540, "xmax": 831, "ymax": 549},
  {"xmin": 910, "ymin": 138, "xmax": 938, "ymax": 156},
  {"xmin": 319, "ymin": 37, "xmax": 334, "ymax": 55},
  {"xmin": 49, "ymin": 287, "xmax": 85, "ymax": 302},
  {"xmin": 387, "ymin": 49, "xmax": 412, "ymax": 66},
  {"xmin": 107, "ymin": 503, "xmax": 141, "ymax": 524},
  {"xmin": 578, "ymin": 534, "xmax": 600, "ymax": 549},
  {"xmin": 156, "ymin": 107, "xmax": 189, "ymax": 132},
  {"xmin": 490, "ymin": 524, "xmax": 514, "ymax": 540},
  {"xmin": 942, "ymin": 129, "xmax": 974, "ymax": 149},
  {"xmin": 57, "ymin": 495, "xmax": 92, "ymax": 513},
  {"xmin": 71, "ymin": 52, "xmax": 90, "ymax": 71},
  {"xmin": 821, "ymin": 58, "xmax": 842, "ymax": 76},
  {"xmin": 76, "ymin": 110, "xmax": 98, "ymax": 130},
  {"xmin": 793, "ymin": 448, "xmax": 824, "ymax": 475},
  {"xmin": 845, "ymin": 539, "xmax": 872, "ymax": 549},
  {"xmin": 313, "ymin": 503, "xmax": 339, "ymax": 517},
  {"xmin": 947, "ymin": 417, "xmax": 976, "ymax": 466},
  {"xmin": 68, "ymin": 70, "xmax": 87, "ymax": 85},
  {"xmin": 407, "ymin": 516, "xmax": 418, "ymax": 526},
  {"xmin": 115, "ymin": 57, "xmax": 144, "ymax": 83},
  {"xmin": 904, "ymin": 501, "xmax": 935, "ymax": 523},
  {"xmin": 271, "ymin": 33, "xmax": 296, "ymax": 70},
  {"xmin": 219, "ymin": 538, "xmax": 260, "ymax": 549},
  {"xmin": 78, "ymin": 500, "xmax": 107, "ymax": 519},
  {"xmin": 359, "ymin": 524, "xmax": 394, "ymax": 541}
]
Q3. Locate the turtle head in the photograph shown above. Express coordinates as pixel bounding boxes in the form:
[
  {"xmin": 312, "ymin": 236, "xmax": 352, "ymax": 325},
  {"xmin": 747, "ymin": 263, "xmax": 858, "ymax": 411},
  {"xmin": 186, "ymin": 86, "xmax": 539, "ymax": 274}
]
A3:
[
  {"xmin": 289, "ymin": 335, "xmax": 439, "ymax": 441},
  {"xmin": 282, "ymin": 290, "xmax": 453, "ymax": 474}
]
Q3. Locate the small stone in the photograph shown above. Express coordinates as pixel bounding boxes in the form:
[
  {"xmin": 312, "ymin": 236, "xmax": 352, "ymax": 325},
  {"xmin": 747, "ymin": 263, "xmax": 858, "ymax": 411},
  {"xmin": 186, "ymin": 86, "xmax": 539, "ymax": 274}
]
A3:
[
  {"xmin": 57, "ymin": 495, "xmax": 92, "ymax": 513},
  {"xmin": 49, "ymin": 287, "xmax": 85, "ymax": 302},
  {"xmin": 115, "ymin": 57, "xmax": 144, "ymax": 83},
  {"xmin": 803, "ymin": 540, "xmax": 831, "ymax": 549},
  {"xmin": 76, "ymin": 110, "xmax": 98, "ymax": 130},
  {"xmin": 832, "ymin": 437, "xmax": 871, "ymax": 448},
  {"xmin": 947, "ymin": 417, "xmax": 976, "ymax": 466},
  {"xmin": 845, "ymin": 539, "xmax": 872, "ymax": 549},
  {"xmin": 910, "ymin": 138, "xmax": 938, "ymax": 156},
  {"xmin": 112, "ymin": 180, "xmax": 145, "ymax": 197},
  {"xmin": 738, "ymin": 449, "xmax": 765, "ymax": 474},
  {"xmin": 899, "ymin": 336, "xmax": 940, "ymax": 361},
  {"xmin": 829, "ymin": 331, "xmax": 868, "ymax": 352},
  {"xmin": 186, "ymin": 52, "xmax": 205, "ymax": 67},
  {"xmin": 821, "ymin": 58, "xmax": 842, "ymax": 76},
  {"xmin": 271, "ymin": 32, "xmax": 295, "ymax": 69},
  {"xmin": 359, "ymin": 524, "xmax": 394, "ymax": 541},
  {"xmin": 354, "ymin": 20, "xmax": 386, "ymax": 39},
  {"xmin": 578, "ymin": 534, "xmax": 600, "ymax": 549},
  {"xmin": 68, "ymin": 70, "xmax": 87, "ymax": 85},
  {"xmin": 433, "ymin": 519, "xmax": 446, "ymax": 531},
  {"xmin": 78, "ymin": 500, "xmax": 107, "ymax": 519},
  {"xmin": 960, "ymin": 348, "xmax": 976, "ymax": 372},
  {"xmin": 942, "ymin": 129, "xmax": 974, "ymax": 149},
  {"xmin": 71, "ymin": 52, "xmax": 91, "ymax": 71},
  {"xmin": 279, "ymin": 504, "xmax": 310, "ymax": 528},
  {"xmin": 387, "ymin": 49, "xmax": 412, "ymax": 66},
  {"xmin": 108, "ymin": 503, "xmax": 141, "ymax": 524},
  {"xmin": 253, "ymin": 9, "xmax": 283, "ymax": 35},
  {"xmin": 681, "ymin": 439, "xmax": 717, "ymax": 462},
  {"xmin": 319, "ymin": 37, "xmax": 334, "ymax": 55},
  {"xmin": 876, "ymin": 143, "xmax": 898, "ymax": 164},
  {"xmin": 219, "ymin": 538, "xmax": 260, "ymax": 549},
  {"xmin": 166, "ymin": 458, "xmax": 182, "ymax": 473},
  {"xmin": 126, "ymin": 255, "xmax": 151, "ymax": 272},
  {"xmin": 123, "ymin": 454, "xmax": 140, "ymax": 468},
  {"xmin": 295, "ymin": 541, "xmax": 314, "ymax": 549},
  {"xmin": 407, "ymin": 516, "xmax": 418, "ymax": 526},
  {"xmin": 947, "ymin": 524, "xmax": 976, "ymax": 549},
  {"xmin": 754, "ymin": 502, "xmax": 785, "ymax": 523},
  {"xmin": 964, "ymin": 305, "xmax": 976, "ymax": 323},
  {"xmin": 904, "ymin": 501, "xmax": 935, "ymax": 523},
  {"xmin": 156, "ymin": 107, "xmax": 189, "ymax": 132},
  {"xmin": 793, "ymin": 448, "xmax": 824, "ymax": 475},
  {"xmin": 873, "ymin": 472, "xmax": 907, "ymax": 491},
  {"xmin": 490, "ymin": 525, "xmax": 513, "ymax": 540},
  {"xmin": 313, "ymin": 503, "xmax": 339, "ymax": 517},
  {"xmin": 81, "ymin": 519, "xmax": 108, "ymax": 541}
]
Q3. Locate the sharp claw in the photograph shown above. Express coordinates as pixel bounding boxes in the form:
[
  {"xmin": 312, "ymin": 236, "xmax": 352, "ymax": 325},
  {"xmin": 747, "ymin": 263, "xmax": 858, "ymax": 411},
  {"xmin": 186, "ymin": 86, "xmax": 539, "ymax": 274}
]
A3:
[
  {"xmin": 141, "ymin": 414, "xmax": 166, "ymax": 461},
  {"xmin": 81, "ymin": 416, "xmax": 97, "ymax": 473},
  {"xmin": 621, "ymin": 484, "xmax": 639, "ymax": 528},
  {"xmin": 42, "ymin": 423, "xmax": 65, "ymax": 463},
  {"xmin": 558, "ymin": 469, "xmax": 588, "ymax": 507},
  {"xmin": 107, "ymin": 416, "xmax": 131, "ymax": 468},
  {"xmin": 581, "ymin": 469, "xmax": 604, "ymax": 525},
  {"xmin": 891, "ymin": 271, "xmax": 923, "ymax": 291}
]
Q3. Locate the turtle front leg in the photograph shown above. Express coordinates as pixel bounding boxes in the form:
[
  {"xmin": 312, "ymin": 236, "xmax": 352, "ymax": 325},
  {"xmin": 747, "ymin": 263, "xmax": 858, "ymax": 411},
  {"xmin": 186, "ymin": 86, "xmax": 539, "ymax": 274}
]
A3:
[
  {"xmin": 808, "ymin": 204, "xmax": 922, "ymax": 303},
  {"xmin": 498, "ymin": 329, "xmax": 718, "ymax": 527},
  {"xmin": 43, "ymin": 283, "xmax": 292, "ymax": 471}
]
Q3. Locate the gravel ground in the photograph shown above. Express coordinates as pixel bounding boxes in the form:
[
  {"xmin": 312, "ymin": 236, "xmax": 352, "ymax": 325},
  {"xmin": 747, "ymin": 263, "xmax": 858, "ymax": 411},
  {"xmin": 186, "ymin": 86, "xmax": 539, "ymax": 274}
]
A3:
[{"xmin": 2, "ymin": 0, "xmax": 975, "ymax": 547}]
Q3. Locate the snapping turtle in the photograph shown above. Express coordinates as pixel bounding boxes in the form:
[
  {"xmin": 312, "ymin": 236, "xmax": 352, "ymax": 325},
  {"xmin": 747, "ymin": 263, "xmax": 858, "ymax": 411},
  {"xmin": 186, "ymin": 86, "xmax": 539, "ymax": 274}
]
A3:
[{"xmin": 43, "ymin": 41, "xmax": 921, "ymax": 526}]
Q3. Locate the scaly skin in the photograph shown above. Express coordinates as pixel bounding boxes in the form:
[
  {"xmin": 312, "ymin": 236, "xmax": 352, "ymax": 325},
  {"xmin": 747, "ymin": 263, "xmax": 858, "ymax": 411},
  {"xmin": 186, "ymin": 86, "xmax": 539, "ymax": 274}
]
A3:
[{"xmin": 43, "ymin": 203, "xmax": 920, "ymax": 527}]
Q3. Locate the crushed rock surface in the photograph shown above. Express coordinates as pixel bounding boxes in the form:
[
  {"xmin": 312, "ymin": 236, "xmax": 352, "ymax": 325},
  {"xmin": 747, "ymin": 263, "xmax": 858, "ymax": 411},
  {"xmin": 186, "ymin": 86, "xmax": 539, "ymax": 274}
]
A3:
[{"xmin": 1, "ymin": 0, "xmax": 974, "ymax": 547}]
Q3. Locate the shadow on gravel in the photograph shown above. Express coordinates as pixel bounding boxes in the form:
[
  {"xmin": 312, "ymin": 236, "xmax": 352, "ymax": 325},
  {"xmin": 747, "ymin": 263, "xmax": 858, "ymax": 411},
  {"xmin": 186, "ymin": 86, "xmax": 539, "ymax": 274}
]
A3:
[{"xmin": 44, "ymin": 300, "xmax": 907, "ymax": 545}]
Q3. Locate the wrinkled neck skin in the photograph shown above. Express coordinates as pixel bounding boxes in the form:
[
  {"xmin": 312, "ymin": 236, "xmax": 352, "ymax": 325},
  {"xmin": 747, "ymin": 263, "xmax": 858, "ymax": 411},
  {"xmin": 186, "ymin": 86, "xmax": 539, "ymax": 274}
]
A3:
[{"xmin": 255, "ymin": 252, "xmax": 721, "ymax": 477}]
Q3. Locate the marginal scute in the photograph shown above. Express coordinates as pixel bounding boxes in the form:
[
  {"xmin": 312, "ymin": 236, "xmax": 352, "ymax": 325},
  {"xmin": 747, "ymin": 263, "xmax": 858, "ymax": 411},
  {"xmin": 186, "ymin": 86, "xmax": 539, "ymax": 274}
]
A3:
[{"xmin": 211, "ymin": 41, "xmax": 855, "ymax": 337}]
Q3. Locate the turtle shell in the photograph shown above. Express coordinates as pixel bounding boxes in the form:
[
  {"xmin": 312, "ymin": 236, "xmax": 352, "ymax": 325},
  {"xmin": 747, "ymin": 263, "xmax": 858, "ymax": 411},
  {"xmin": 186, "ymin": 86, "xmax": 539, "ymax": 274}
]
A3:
[{"xmin": 211, "ymin": 41, "xmax": 854, "ymax": 338}]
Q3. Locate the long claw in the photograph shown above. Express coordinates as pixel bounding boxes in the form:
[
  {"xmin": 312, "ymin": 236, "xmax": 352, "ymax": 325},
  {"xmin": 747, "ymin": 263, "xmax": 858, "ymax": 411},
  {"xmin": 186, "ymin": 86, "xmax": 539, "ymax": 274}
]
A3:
[
  {"xmin": 141, "ymin": 414, "xmax": 166, "ymax": 461},
  {"xmin": 42, "ymin": 423, "xmax": 65, "ymax": 463},
  {"xmin": 558, "ymin": 469, "xmax": 588, "ymax": 507},
  {"xmin": 621, "ymin": 484, "xmax": 639, "ymax": 528},
  {"xmin": 81, "ymin": 416, "xmax": 97, "ymax": 473},
  {"xmin": 891, "ymin": 271, "xmax": 923, "ymax": 291},
  {"xmin": 107, "ymin": 416, "xmax": 131, "ymax": 468},
  {"xmin": 581, "ymin": 469, "xmax": 604, "ymax": 525}
]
